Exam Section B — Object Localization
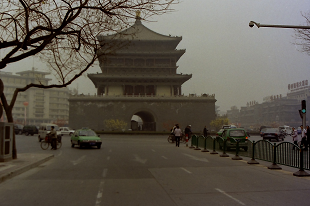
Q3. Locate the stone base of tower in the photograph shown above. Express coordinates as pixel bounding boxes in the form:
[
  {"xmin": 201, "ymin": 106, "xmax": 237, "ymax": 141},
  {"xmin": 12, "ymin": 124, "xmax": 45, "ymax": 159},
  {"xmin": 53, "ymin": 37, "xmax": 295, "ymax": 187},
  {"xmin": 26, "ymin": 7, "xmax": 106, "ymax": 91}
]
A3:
[{"xmin": 69, "ymin": 95, "xmax": 216, "ymax": 133}]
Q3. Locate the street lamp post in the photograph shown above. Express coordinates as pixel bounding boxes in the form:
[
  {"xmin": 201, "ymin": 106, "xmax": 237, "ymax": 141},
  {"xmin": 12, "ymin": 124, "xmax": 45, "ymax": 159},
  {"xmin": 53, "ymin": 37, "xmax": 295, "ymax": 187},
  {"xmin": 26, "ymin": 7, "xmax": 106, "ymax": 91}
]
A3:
[
  {"xmin": 250, "ymin": 20, "xmax": 310, "ymax": 176},
  {"xmin": 249, "ymin": 21, "xmax": 310, "ymax": 29}
]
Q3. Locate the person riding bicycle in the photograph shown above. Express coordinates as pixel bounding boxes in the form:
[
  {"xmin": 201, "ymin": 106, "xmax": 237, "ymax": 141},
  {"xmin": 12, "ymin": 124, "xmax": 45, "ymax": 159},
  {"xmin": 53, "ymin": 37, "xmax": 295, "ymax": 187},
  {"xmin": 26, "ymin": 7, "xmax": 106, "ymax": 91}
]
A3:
[{"xmin": 50, "ymin": 126, "xmax": 57, "ymax": 150}]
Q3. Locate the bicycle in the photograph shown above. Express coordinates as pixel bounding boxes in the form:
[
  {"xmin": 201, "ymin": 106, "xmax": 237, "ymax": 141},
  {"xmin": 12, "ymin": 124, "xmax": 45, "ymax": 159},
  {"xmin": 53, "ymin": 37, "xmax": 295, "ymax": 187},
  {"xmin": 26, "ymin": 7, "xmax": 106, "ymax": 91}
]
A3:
[
  {"xmin": 40, "ymin": 135, "xmax": 62, "ymax": 150},
  {"xmin": 167, "ymin": 134, "xmax": 175, "ymax": 143},
  {"xmin": 168, "ymin": 134, "xmax": 186, "ymax": 144}
]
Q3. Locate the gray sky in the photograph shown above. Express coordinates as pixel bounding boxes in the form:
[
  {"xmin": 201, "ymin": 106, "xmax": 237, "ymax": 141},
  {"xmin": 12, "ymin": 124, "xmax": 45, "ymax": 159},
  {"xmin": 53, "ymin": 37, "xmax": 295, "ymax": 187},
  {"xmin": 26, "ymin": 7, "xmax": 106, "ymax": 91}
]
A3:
[{"xmin": 2, "ymin": 0, "xmax": 310, "ymax": 113}]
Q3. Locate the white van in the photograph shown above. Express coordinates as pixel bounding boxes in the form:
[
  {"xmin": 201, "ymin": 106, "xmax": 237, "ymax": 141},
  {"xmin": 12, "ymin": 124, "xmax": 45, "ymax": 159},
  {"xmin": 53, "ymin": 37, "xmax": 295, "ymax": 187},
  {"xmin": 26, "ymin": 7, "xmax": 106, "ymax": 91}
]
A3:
[
  {"xmin": 38, "ymin": 123, "xmax": 61, "ymax": 142},
  {"xmin": 222, "ymin": 125, "xmax": 237, "ymax": 129},
  {"xmin": 279, "ymin": 125, "xmax": 291, "ymax": 136}
]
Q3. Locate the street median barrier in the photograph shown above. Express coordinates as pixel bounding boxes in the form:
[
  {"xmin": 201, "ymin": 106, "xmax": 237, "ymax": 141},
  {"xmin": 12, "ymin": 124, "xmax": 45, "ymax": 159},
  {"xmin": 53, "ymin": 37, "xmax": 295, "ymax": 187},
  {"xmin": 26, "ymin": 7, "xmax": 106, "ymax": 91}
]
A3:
[{"xmin": 187, "ymin": 136, "xmax": 310, "ymax": 176}]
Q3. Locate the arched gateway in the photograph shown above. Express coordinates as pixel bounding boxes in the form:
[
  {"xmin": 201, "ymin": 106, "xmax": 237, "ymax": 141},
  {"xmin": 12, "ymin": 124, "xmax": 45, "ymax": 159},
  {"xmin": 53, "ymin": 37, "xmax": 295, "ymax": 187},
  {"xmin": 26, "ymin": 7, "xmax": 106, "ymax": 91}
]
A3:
[
  {"xmin": 131, "ymin": 110, "xmax": 156, "ymax": 131},
  {"xmin": 69, "ymin": 14, "xmax": 216, "ymax": 132}
]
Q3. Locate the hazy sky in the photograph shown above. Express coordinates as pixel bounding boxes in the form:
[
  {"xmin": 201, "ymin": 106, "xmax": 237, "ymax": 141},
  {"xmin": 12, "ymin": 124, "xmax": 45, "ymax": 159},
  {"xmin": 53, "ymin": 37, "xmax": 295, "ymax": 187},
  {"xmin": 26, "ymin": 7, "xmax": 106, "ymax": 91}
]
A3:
[{"xmin": 2, "ymin": 0, "xmax": 310, "ymax": 113}]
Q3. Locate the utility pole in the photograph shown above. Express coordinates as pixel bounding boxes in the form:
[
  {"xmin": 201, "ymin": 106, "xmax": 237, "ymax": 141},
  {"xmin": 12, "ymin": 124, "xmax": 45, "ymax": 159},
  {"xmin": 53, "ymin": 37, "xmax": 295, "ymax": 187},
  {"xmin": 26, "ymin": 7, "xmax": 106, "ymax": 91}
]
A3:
[{"xmin": 299, "ymin": 100, "xmax": 306, "ymax": 128}]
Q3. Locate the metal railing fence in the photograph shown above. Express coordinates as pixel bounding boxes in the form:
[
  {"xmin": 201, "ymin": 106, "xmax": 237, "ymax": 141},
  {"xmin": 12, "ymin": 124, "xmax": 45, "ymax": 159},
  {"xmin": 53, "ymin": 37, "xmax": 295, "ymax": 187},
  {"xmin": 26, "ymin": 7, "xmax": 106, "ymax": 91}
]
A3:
[{"xmin": 190, "ymin": 136, "xmax": 310, "ymax": 171}]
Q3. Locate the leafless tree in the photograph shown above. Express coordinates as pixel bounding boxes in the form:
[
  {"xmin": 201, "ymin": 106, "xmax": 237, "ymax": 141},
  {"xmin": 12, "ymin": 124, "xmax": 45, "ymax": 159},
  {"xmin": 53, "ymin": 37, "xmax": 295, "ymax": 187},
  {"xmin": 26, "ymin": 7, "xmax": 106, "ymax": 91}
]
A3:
[
  {"xmin": 0, "ymin": 0, "xmax": 178, "ymax": 159},
  {"xmin": 294, "ymin": 12, "xmax": 310, "ymax": 56}
]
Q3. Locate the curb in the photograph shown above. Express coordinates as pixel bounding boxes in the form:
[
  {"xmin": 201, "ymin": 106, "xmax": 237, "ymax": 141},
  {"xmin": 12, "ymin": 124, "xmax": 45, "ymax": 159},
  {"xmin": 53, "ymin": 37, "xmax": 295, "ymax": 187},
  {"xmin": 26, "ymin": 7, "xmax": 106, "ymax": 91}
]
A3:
[{"xmin": 0, "ymin": 154, "xmax": 54, "ymax": 184}]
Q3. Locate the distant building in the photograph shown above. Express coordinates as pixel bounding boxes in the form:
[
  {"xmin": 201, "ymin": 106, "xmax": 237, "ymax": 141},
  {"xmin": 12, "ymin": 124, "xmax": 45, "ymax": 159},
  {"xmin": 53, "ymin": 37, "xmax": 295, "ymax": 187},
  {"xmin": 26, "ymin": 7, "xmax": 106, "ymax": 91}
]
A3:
[
  {"xmin": 0, "ymin": 68, "xmax": 70, "ymax": 125},
  {"xmin": 227, "ymin": 80, "xmax": 310, "ymax": 129},
  {"xmin": 69, "ymin": 14, "xmax": 216, "ymax": 132}
]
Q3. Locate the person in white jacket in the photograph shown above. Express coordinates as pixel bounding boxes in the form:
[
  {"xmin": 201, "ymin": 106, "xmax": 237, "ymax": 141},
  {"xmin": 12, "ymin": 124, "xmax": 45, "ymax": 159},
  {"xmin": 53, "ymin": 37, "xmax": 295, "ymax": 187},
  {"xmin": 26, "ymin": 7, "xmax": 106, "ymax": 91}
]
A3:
[
  {"xmin": 174, "ymin": 125, "xmax": 182, "ymax": 147},
  {"xmin": 292, "ymin": 127, "xmax": 298, "ymax": 150},
  {"xmin": 297, "ymin": 125, "xmax": 306, "ymax": 148}
]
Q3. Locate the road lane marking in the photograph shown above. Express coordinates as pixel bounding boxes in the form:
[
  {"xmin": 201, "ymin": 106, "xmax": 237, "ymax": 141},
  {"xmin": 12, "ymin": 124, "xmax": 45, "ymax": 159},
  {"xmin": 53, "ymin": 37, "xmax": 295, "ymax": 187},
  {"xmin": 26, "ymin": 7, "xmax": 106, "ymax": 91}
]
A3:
[
  {"xmin": 162, "ymin": 156, "xmax": 167, "ymax": 159},
  {"xmin": 133, "ymin": 154, "xmax": 147, "ymax": 164},
  {"xmin": 102, "ymin": 168, "xmax": 108, "ymax": 178},
  {"xmin": 71, "ymin": 155, "xmax": 86, "ymax": 165},
  {"xmin": 215, "ymin": 188, "xmax": 245, "ymax": 205},
  {"xmin": 95, "ymin": 180, "xmax": 105, "ymax": 206},
  {"xmin": 95, "ymin": 169, "xmax": 108, "ymax": 206},
  {"xmin": 183, "ymin": 153, "xmax": 209, "ymax": 162},
  {"xmin": 181, "ymin": 167, "xmax": 192, "ymax": 174}
]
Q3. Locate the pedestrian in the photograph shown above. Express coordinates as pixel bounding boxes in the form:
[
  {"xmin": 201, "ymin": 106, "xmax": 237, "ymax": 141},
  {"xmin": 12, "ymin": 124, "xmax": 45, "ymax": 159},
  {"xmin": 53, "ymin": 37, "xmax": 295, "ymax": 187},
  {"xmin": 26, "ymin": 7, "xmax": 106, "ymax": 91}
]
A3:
[
  {"xmin": 185, "ymin": 125, "xmax": 192, "ymax": 140},
  {"xmin": 307, "ymin": 125, "xmax": 310, "ymax": 151},
  {"xmin": 203, "ymin": 126, "xmax": 208, "ymax": 137},
  {"xmin": 301, "ymin": 125, "xmax": 307, "ymax": 148},
  {"xmin": 292, "ymin": 127, "xmax": 298, "ymax": 150},
  {"xmin": 170, "ymin": 124, "xmax": 178, "ymax": 142},
  {"xmin": 174, "ymin": 124, "xmax": 182, "ymax": 147},
  {"xmin": 50, "ymin": 126, "xmax": 57, "ymax": 150}
]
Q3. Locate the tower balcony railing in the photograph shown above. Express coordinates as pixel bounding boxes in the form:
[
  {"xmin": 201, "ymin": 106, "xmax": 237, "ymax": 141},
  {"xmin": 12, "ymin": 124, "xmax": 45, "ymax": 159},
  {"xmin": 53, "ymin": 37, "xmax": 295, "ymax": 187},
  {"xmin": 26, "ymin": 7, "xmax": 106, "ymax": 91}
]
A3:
[{"xmin": 70, "ymin": 93, "xmax": 216, "ymax": 99}]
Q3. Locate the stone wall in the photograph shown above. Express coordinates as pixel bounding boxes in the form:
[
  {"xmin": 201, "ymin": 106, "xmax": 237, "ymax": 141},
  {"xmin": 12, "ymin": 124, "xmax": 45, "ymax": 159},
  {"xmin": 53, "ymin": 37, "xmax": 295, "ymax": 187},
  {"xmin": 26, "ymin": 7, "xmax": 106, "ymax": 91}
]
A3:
[{"xmin": 69, "ymin": 96, "xmax": 216, "ymax": 133}]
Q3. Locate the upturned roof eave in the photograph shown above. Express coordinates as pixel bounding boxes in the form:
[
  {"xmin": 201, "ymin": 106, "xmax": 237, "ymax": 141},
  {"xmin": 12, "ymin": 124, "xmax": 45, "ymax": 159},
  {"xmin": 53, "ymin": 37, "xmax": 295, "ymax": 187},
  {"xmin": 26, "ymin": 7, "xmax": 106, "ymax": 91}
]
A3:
[
  {"xmin": 88, "ymin": 74, "xmax": 192, "ymax": 87},
  {"xmin": 97, "ymin": 19, "xmax": 182, "ymax": 42}
]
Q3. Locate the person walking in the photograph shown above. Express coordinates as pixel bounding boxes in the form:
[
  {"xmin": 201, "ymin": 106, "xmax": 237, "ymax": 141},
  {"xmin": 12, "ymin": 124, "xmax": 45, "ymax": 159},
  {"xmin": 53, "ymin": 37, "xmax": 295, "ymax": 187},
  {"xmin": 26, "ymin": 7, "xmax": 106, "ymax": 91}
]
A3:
[
  {"xmin": 203, "ymin": 126, "xmax": 208, "ymax": 137},
  {"xmin": 301, "ymin": 125, "xmax": 307, "ymax": 148},
  {"xmin": 170, "ymin": 124, "xmax": 178, "ymax": 143},
  {"xmin": 185, "ymin": 125, "xmax": 192, "ymax": 140},
  {"xmin": 50, "ymin": 126, "xmax": 57, "ymax": 150},
  {"xmin": 306, "ymin": 125, "xmax": 310, "ymax": 151},
  {"xmin": 174, "ymin": 125, "xmax": 182, "ymax": 147},
  {"xmin": 292, "ymin": 127, "xmax": 298, "ymax": 150}
]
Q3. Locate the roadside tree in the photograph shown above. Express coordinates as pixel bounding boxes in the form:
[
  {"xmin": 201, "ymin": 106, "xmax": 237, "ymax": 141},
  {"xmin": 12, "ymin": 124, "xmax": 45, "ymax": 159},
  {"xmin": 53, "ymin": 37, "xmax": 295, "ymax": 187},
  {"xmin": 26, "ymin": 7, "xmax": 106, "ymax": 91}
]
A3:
[
  {"xmin": 210, "ymin": 118, "xmax": 229, "ymax": 131},
  {"xmin": 0, "ymin": 0, "xmax": 178, "ymax": 159},
  {"xmin": 295, "ymin": 12, "xmax": 310, "ymax": 55},
  {"xmin": 104, "ymin": 119, "xmax": 127, "ymax": 131}
]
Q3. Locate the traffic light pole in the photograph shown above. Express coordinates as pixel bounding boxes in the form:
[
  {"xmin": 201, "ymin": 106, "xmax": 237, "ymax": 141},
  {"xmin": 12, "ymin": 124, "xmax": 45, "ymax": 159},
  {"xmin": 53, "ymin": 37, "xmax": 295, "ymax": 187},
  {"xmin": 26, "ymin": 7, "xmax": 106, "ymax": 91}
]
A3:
[
  {"xmin": 301, "ymin": 100, "xmax": 306, "ymax": 128},
  {"xmin": 303, "ymin": 113, "xmax": 306, "ymax": 129}
]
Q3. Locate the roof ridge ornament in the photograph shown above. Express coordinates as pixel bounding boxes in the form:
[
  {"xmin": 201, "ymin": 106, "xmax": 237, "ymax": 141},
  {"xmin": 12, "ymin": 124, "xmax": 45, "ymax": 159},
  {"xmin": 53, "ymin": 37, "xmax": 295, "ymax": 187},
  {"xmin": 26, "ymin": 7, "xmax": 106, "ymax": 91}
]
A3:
[{"xmin": 136, "ymin": 11, "xmax": 141, "ymax": 19}]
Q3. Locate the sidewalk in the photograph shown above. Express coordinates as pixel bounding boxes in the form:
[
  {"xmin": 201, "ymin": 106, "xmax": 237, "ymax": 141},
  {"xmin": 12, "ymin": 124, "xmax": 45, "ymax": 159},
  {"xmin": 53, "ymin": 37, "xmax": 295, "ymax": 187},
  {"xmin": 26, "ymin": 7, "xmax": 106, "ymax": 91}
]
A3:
[{"xmin": 0, "ymin": 153, "xmax": 54, "ymax": 183}]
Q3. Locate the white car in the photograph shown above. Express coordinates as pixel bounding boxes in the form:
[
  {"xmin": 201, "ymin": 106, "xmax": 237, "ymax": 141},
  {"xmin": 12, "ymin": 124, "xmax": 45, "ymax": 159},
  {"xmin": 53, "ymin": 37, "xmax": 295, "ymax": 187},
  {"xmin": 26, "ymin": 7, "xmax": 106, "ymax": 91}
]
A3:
[{"xmin": 59, "ymin": 127, "xmax": 75, "ymax": 136}]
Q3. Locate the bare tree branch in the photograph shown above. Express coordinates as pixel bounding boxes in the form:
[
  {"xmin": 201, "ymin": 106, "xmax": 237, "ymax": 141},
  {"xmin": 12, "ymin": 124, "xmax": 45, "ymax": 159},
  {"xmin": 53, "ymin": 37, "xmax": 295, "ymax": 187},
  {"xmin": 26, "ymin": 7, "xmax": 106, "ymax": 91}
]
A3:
[{"xmin": 294, "ymin": 12, "xmax": 310, "ymax": 56}]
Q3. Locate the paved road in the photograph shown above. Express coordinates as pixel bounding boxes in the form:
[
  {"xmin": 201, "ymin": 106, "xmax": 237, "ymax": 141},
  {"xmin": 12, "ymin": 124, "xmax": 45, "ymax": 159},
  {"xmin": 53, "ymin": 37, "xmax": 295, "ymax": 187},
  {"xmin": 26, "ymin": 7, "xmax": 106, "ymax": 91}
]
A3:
[{"xmin": 0, "ymin": 134, "xmax": 310, "ymax": 206}]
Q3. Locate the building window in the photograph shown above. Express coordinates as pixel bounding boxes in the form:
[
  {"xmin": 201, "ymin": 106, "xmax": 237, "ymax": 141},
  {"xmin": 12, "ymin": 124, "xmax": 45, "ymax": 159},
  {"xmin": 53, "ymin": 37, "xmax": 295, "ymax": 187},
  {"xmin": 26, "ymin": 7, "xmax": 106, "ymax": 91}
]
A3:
[
  {"xmin": 134, "ymin": 85, "xmax": 144, "ymax": 95},
  {"xmin": 124, "ymin": 85, "xmax": 133, "ymax": 95},
  {"xmin": 146, "ymin": 85, "xmax": 155, "ymax": 95}
]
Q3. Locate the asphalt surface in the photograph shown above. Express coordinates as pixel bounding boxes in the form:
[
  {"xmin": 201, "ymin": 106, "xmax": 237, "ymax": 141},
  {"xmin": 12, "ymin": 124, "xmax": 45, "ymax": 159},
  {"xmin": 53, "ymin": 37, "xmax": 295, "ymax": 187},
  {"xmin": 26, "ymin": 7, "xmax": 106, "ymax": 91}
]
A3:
[
  {"xmin": 0, "ymin": 134, "xmax": 292, "ymax": 185},
  {"xmin": 1, "ymin": 134, "xmax": 310, "ymax": 206}
]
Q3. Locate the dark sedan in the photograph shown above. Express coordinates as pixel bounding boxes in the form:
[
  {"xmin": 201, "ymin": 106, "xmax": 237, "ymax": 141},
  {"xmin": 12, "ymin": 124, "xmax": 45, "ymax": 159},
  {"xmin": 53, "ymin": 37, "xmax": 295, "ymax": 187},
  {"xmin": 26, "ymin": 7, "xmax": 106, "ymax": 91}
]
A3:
[{"xmin": 262, "ymin": 128, "xmax": 285, "ymax": 142}]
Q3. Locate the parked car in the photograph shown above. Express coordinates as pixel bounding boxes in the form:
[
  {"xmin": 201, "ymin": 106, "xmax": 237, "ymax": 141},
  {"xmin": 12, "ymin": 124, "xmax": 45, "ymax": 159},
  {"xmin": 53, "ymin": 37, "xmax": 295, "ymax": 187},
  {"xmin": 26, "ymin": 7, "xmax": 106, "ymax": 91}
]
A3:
[
  {"xmin": 260, "ymin": 128, "xmax": 268, "ymax": 137},
  {"xmin": 217, "ymin": 128, "xmax": 249, "ymax": 151},
  {"xmin": 14, "ymin": 124, "xmax": 24, "ymax": 135},
  {"xmin": 262, "ymin": 128, "xmax": 285, "ymax": 142},
  {"xmin": 71, "ymin": 128, "xmax": 102, "ymax": 149},
  {"xmin": 59, "ymin": 127, "xmax": 75, "ymax": 136},
  {"xmin": 22, "ymin": 125, "xmax": 38, "ymax": 136}
]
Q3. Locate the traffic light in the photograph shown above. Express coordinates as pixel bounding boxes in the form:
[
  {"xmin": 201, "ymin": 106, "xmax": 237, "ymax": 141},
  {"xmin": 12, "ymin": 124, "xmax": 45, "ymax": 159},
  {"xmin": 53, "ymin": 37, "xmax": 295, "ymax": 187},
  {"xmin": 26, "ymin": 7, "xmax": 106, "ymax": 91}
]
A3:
[{"xmin": 302, "ymin": 100, "xmax": 306, "ymax": 114}]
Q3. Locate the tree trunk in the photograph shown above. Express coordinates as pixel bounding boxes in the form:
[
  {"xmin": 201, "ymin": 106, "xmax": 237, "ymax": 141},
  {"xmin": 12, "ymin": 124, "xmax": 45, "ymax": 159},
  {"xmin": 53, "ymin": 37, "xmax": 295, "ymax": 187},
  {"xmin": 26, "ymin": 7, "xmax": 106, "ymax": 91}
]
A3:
[{"xmin": 0, "ymin": 80, "xmax": 17, "ymax": 159}]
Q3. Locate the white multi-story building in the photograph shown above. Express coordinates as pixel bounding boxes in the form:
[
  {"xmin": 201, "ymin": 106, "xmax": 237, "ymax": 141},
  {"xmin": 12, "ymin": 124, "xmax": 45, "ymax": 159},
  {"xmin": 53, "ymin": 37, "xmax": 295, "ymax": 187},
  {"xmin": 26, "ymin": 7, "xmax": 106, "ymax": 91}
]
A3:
[{"xmin": 0, "ymin": 68, "xmax": 70, "ymax": 125}]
